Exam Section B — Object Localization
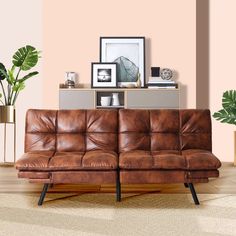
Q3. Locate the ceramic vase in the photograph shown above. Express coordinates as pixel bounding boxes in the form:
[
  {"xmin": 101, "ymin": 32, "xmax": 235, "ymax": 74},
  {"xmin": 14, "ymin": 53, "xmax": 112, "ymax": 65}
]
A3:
[{"xmin": 112, "ymin": 93, "xmax": 120, "ymax": 106}]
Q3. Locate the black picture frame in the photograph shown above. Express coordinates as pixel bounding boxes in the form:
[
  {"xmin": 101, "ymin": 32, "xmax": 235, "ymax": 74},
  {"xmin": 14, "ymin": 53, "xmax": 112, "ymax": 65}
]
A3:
[
  {"xmin": 91, "ymin": 62, "xmax": 118, "ymax": 88},
  {"xmin": 100, "ymin": 37, "xmax": 146, "ymax": 88}
]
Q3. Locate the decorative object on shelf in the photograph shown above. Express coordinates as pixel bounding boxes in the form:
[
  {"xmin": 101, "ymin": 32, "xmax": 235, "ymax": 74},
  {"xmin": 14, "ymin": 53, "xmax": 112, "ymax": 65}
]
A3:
[
  {"xmin": 136, "ymin": 73, "xmax": 142, "ymax": 88},
  {"xmin": 160, "ymin": 68, "xmax": 173, "ymax": 81},
  {"xmin": 147, "ymin": 68, "xmax": 177, "ymax": 89},
  {"xmin": 120, "ymin": 73, "xmax": 142, "ymax": 88},
  {"xmin": 100, "ymin": 37, "xmax": 145, "ymax": 88},
  {"xmin": 112, "ymin": 93, "xmax": 120, "ymax": 106},
  {"xmin": 0, "ymin": 45, "xmax": 40, "ymax": 164},
  {"xmin": 91, "ymin": 63, "xmax": 117, "ymax": 88},
  {"xmin": 101, "ymin": 96, "xmax": 112, "ymax": 106},
  {"xmin": 213, "ymin": 90, "xmax": 236, "ymax": 165},
  {"xmin": 151, "ymin": 67, "xmax": 160, "ymax": 77},
  {"xmin": 65, "ymin": 72, "xmax": 77, "ymax": 88}
]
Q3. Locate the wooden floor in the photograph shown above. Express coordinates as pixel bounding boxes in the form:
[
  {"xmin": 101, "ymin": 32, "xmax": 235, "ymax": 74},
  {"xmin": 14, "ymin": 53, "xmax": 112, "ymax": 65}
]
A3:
[{"xmin": 0, "ymin": 162, "xmax": 235, "ymax": 195}]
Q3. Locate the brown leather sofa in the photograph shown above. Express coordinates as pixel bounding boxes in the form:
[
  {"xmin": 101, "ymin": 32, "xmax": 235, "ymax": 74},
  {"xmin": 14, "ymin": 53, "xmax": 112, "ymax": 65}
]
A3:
[{"xmin": 15, "ymin": 109, "xmax": 221, "ymax": 206}]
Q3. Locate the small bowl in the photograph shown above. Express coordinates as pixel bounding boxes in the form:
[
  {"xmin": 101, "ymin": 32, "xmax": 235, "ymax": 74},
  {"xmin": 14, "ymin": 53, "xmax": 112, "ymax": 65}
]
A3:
[{"xmin": 100, "ymin": 96, "xmax": 111, "ymax": 106}]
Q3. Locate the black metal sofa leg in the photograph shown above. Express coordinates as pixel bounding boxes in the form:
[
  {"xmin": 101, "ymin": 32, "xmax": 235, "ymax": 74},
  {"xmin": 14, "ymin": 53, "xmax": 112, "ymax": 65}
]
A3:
[
  {"xmin": 184, "ymin": 183, "xmax": 189, "ymax": 188},
  {"xmin": 38, "ymin": 183, "xmax": 49, "ymax": 206},
  {"xmin": 188, "ymin": 183, "xmax": 200, "ymax": 205},
  {"xmin": 116, "ymin": 169, "xmax": 121, "ymax": 202}
]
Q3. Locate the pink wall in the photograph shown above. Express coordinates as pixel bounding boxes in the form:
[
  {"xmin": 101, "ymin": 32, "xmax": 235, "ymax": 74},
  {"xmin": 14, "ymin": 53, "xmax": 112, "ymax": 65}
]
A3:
[
  {"xmin": 209, "ymin": 0, "xmax": 236, "ymax": 163},
  {"xmin": 2, "ymin": 0, "xmax": 232, "ymax": 163},
  {"xmin": 43, "ymin": 0, "xmax": 196, "ymax": 109}
]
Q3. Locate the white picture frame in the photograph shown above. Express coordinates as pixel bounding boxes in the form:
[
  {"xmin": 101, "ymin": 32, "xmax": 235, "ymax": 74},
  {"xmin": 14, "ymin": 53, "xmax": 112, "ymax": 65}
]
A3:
[
  {"xmin": 100, "ymin": 37, "xmax": 145, "ymax": 87},
  {"xmin": 91, "ymin": 63, "xmax": 117, "ymax": 88}
]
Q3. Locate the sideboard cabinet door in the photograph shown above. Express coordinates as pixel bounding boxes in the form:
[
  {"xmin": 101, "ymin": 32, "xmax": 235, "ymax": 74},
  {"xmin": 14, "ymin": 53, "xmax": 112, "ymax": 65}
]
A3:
[
  {"xmin": 126, "ymin": 90, "xmax": 179, "ymax": 109},
  {"xmin": 59, "ymin": 90, "xmax": 94, "ymax": 109}
]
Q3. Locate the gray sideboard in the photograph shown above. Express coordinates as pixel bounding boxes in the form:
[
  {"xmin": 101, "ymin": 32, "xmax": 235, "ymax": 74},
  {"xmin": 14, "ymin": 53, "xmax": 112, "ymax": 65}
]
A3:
[{"xmin": 59, "ymin": 88, "xmax": 179, "ymax": 109}]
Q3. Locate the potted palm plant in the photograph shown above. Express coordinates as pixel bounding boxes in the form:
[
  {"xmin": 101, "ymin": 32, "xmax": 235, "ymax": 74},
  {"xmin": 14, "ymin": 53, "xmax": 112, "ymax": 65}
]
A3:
[
  {"xmin": 213, "ymin": 90, "xmax": 236, "ymax": 165},
  {"xmin": 0, "ymin": 45, "xmax": 40, "ymax": 123}
]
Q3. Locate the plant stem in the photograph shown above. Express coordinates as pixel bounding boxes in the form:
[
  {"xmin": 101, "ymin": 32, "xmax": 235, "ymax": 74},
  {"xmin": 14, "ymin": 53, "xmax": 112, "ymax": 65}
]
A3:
[
  {"xmin": 0, "ymin": 81, "xmax": 7, "ymax": 105},
  {"xmin": 9, "ymin": 68, "xmax": 21, "ymax": 105},
  {"xmin": 16, "ymin": 68, "xmax": 21, "ymax": 81},
  {"xmin": 12, "ymin": 90, "xmax": 19, "ymax": 105},
  {"xmin": 7, "ymin": 84, "xmax": 11, "ymax": 105},
  {"xmin": 0, "ymin": 99, "xmax": 4, "ymax": 105}
]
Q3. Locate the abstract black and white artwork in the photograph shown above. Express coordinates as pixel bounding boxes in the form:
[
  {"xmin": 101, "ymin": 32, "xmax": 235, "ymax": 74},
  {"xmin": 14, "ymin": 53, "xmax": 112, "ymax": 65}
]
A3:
[
  {"xmin": 100, "ymin": 37, "xmax": 145, "ymax": 87},
  {"xmin": 97, "ymin": 69, "xmax": 111, "ymax": 82},
  {"xmin": 91, "ymin": 63, "xmax": 117, "ymax": 88}
]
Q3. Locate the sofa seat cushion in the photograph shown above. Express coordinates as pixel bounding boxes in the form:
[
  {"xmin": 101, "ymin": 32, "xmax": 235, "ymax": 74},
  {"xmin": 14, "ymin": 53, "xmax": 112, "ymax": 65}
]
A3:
[
  {"xmin": 119, "ymin": 149, "xmax": 221, "ymax": 170},
  {"xmin": 182, "ymin": 149, "xmax": 222, "ymax": 170},
  {"xmin": 48, "ymin": 150, "xmax": 117, "ymax": 170},
  {"xmin": 48, "ymin": 152, "xmax": 84, "ymax": 170},
  {"xmin": 119, "ymin": 150, "xmax": 185, "ymax": 170},
  {"xmin": 152, "ymin": 151, "xmax": 186, "ymax": 170},
  {"xmin": 119, "ymin": 151, "xmax": 153, "ymax": 169},
  {"xmin": 82, "ymin": 150, "xmax": 117, "ymax": 169},
  {"xmin": 16, "ymin": 151, "xmax": 54, "ymax": 171}
]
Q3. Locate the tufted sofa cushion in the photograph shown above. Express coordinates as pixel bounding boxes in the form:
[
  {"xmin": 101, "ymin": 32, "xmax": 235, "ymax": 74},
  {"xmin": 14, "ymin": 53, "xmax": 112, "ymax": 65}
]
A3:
[
  {"xmin": 118, "ymin": 109, "xmax": 212, "ymax": 153},
  {"xmin": 25, "ymin": 109, "xmax": 118, "ymax": 153}
]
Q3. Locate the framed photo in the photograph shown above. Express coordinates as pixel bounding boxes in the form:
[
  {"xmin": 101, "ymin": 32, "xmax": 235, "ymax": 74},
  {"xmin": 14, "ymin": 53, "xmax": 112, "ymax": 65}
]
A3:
[
  {"xmin": 100, "ymin": 37, "xmax": 145, "ymax": 87},
  {"xmin": 91, "ymin": 63, "xmax": 117, "ymax": 88}
]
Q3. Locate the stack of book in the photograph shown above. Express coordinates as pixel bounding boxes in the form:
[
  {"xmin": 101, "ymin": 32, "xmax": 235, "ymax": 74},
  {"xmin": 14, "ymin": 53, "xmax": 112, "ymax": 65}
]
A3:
[{"xmin": 147, "ymin": 77, "xmax": 178, "ymax": 89}]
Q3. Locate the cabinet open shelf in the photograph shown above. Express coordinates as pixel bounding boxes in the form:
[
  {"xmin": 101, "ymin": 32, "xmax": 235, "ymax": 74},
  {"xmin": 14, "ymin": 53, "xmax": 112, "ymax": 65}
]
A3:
[{"xmin": 96, "ymin": 90, "xmax": 125, "ymax": 108}]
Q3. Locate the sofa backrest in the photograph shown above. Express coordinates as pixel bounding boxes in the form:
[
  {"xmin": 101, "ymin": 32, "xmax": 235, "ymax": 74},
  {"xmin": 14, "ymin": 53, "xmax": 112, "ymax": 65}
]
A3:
[
  {"xmin": 118, "ymin": 109, "xmax": 212, "ymax": 153},
  {"xmin": 25, "ymin": 109, "xmax": 118, "ymax": 152},
  {"xmin": 25, "ymin": 109, "xmax": 212, "ymax": 153}
]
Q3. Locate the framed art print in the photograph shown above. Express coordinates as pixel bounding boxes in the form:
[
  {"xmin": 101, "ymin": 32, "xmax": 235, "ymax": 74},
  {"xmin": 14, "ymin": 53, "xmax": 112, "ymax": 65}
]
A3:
[
  {"xmin": 100, "ymin": 37, "xmax": 145, "ymax": 87},
  {"xmin": 91, "ymin": 63, "xmax": 117, "ymax": 88}
]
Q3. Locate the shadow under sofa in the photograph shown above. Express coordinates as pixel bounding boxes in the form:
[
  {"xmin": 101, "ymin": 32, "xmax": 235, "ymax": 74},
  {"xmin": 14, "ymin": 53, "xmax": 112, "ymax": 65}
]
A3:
[{"xmin": 15, "ymin": 109, "xmax": 221, "ymax": 206}]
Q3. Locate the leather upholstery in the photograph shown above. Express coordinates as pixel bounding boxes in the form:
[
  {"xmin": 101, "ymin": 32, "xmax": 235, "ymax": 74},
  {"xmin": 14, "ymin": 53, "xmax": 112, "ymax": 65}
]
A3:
[
  {"xmin": 51, "ymin": 171, "xmax": 116, "ymax": 184},
  {"xmin": 25, "ymin": 110, "xmax": 57, "ymax": 152},
  {"xmin": 17, "ymin": 109, "xmax": 221, "ymax": 185},
  {"xmin": 49, "ymin": 152, "xmax": 84, "ymax": 170},
  {"xmin": 16, "ymin": 151, "xmax": 54, "ymax": 171},
  {"xmin": 119, "ymin": 151, "xmax": 153, "ymax": 169},
  {"xmin": 119, "ymin": 110, "xmax": 150, "ymax": 152},
  {"xmin": 180, "ymin": 110, "xmax": 212, "ymax": 151},
  {"xmin": 119, "ymin": 150, "xmax": 185, "ymax": 170},
  {"xmin": 182, "ymin": 149, "xmax": 221, "ymax": 170},
  {"xmin": 152, "ymin": 152, "xmax": 186, "ymax": 170},
  {"xmin": 82, "ymin": 150, "xmax": 117, "ymax": 169}
]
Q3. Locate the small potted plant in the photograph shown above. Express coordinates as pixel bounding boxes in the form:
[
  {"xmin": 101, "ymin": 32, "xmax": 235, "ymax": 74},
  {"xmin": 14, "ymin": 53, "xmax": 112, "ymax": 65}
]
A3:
[{"xmin": 0, "ymin": 45, "xmax": 40, "ymax": 123}]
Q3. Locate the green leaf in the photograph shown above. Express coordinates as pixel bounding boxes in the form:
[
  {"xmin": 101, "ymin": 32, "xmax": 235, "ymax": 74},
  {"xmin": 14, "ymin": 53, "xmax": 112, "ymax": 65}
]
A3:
[
  {"xmin": 0, "ymin": 63, "xmax": 7, "ymax": 80},
  {"xmin": 0, "ymin": 93, "xmax": 2, "ymax": 98},
  {"xmin": 213, "ymin": 106, "xmax": 236, "ymax": 125},
  {"xmin": 12, "ymin": 82, "xmax": 25, "ymax": 92},
  {"xmin": 12, "ymin": 45, "xmax": 40, "ymax": 71},
  {"xmin": 222, "ymin": 90, "xmax": 236, "ymax": 112},
  {"xmin": 18, "ymin": 82, "xmax": 25, "ymax": 91},
  {"xmin": 7, "ymin": 69, "xmax": 15, "ymax": 85},
  {"xmin": 18, "ymin": 71, "xmax": 38, "ymax": 83}
]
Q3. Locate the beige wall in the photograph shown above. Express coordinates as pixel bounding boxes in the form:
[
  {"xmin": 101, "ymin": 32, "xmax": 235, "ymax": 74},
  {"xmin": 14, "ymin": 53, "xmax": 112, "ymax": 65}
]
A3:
[
  {"xmin": 209, "ymin": 0, "xmax": 236, "ymax": 162},
  {"xmin": 43, "ymin": 0, "xmax": 196, "ymax": 109},
  {"xmin": 0, "ymin": 0, "xmax": 42, "ymax": 162}
]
